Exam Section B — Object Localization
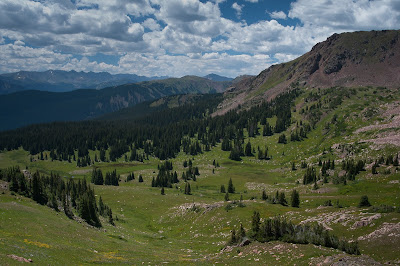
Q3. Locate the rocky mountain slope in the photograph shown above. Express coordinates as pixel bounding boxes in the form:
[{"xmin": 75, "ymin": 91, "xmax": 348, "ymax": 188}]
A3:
[{"xmin": 215, "ymin": 30, "xmax": 400, "ymax": 115}]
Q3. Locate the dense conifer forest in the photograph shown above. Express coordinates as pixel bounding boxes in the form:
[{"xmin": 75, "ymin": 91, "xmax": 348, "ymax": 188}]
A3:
[{"xmin": 0, "ymin": 90, "xmax": 297, "ymax": 162}]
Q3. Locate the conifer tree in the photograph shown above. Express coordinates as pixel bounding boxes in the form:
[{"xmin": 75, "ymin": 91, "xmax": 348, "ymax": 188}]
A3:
[
  {"xmin": 139, "ymin": 175, "xmax": 144, "ymax": 182},
  {"xmin": 278, "ymin": 191, "xmax": 288, "ymax": 206},
  {"xmin": 262, "ymin": 190, "xmax": 268, "ymax": 200},
  {"xmin": 108, "ymin": 208, "xmax": 114, "ymax": 225},
  {"xmin": 251, "ymin": 211, "xmax": 260, "ymax": 235},
  {"xmin": 278, "ymin": 134, "xmax": 287, "ymax": 144},
  {"xmin": 228, "ymin": 178, "xmax": 235, "ymax": 193},
  {"xmin": 98, "ymin": 196, "xmax": 105, "ymax": 216},
  {"xmin": 161, "ymin": 187, "xmax": 165, "ymax": 195},
  {"xmin": 184, "ymin": 182, "xmax": 191, "ymax": 195},
  {"xmin": 245, "ymin": 141, "xmax": 253, "ymax": 156},
  {"xmin": 229, "ymin": 228, "xmax": 237, "ymax": 245},
  {"xmin": 239, "ymin": 223, "xmax": 246, "ymax": 241},
  {"xmin": 290, "ymin": 189, "xmax": 300, "ymax": 208},
  {"xmin": 220, "ymin": 184, "xmax": 226, "ymax": 193},
  {"xmin": 224, "ymin": 192, "xmax": 230, "ymax": 201},
  {"xmin": 32, "ymin": 171, "xmax": 46, "ymax": 205}
]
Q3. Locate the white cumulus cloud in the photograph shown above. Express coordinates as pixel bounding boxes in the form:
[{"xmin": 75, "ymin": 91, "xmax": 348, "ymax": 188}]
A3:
[
  {"xmin": 269, "ymin": 11, "xmax": 287, "ymax": 20},
  {"xmin": 0, "ymin": 0, "xmax": 399, "ymax": 77},
  {"xmin": 232, "ymin": 3, "xmax": 243, "ymax": 18}
]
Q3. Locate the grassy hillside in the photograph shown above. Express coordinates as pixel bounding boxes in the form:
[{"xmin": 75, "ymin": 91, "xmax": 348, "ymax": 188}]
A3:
[
  {"xmin": 1, "ymin": 85, "xmax": 399, "ymax": 264},
  {"xmin": 97, "ymin": 94, "xmax": 222, "ymax": 122}
]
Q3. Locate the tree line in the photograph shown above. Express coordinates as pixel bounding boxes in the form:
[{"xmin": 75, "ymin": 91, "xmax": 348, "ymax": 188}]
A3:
[
  {"xmin": 0, "ymin": 89, "xmax": 300, "ymax": 162},
  {"xmin": 228, "ymin": 212, "xmax": 360, "ymax": 255},
  {"xmin": 0, "ymin": 166, "xmax": 113, "ymax": 227}
]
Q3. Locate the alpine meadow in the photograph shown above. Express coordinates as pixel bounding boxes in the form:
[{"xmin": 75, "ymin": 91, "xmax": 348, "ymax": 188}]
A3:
[{"xmin": 0, "ymin": 1, "xmax": 400, "ymax": 265}]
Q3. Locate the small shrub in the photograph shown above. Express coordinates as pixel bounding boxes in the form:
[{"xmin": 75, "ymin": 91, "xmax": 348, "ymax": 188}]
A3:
[
  {"xmin": 189, "ymin": 204, "xmax": 202, "ymax": 213},
  {"xmin": 369, "ymin": 204, "xmax": 395, "ymax": 213},
  {"xmin": 358, "ymin": 195, "xmax": 371, "ymax": 207},
  {"xmin": 334, "ymin": 200, "xmax": 343, "ymax": 208},
  {"xmin": 225, "ymin": 203, "xmax": 233, "ymax": 212}
]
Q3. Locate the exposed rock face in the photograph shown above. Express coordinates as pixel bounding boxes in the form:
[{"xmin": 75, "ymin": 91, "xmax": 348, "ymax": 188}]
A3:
[{"xmin": 324, "ymin": 53, "xmax": 346, "ymax": 74}]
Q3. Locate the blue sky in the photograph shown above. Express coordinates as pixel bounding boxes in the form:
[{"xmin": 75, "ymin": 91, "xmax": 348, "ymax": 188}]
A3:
[{"xmin": 0, "ymin": 0, "xmax": 399, "ymax": 78}]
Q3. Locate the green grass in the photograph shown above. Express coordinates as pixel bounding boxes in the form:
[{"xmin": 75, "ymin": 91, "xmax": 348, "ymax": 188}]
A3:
[{"xmin": 1, "ymin": 86, "xmax": 400, "ymax": 264}]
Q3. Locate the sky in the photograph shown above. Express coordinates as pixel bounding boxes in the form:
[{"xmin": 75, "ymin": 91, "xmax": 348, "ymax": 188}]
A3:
[{"xmin": 0, "ymin": 0, "xmax": 399, "ymax": 78}]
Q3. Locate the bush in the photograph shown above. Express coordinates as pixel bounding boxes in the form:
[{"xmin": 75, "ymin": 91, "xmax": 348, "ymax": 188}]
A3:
[
  {"xmin": 369, "ymin": 204, "xmax": 395, "ymax": 213},
  {"xmin": 358, "ymin": 195, "xmax": 371, "ymax": 207}
]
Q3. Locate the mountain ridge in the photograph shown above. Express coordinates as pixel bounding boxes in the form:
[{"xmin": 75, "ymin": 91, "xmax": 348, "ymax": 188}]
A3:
[
  {"xmin": 0, "ymin": 76, "xmax": 231, "ymax": 131},
  {"xmin": 214, "ymin": 30, "xmax": 400, "ymax": 116},
  {"xmin": 0, "ymin": 70, "xmax": 169, "ymax": 94},
  {"xmin": 203, "ymin": 73, "xmax": 233, "ymax": 82}
]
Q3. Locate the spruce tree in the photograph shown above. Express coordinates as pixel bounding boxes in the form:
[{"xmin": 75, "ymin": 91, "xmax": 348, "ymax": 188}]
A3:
[
  {"xmin": 108, "ymin": 208, "xmax": 115, "ymax": 226},
  {"xmin": 245, "ymin": 141, "xmax": 253, "ymax": 156},
  {"xmin": 290, "ymin": 189, "xmax": 300, "ymax": 208},
  {"xmin": 228, "ymin": 178, "xmax": 235, "ymax": 193},
  {"xmin": 278, "ymin": 134, "xmax": 287, "ymax": 144},
  {"xmin": 239, "ymin": 223, "xmax": 246, "ymax": 242},
  {"xmin": 224, "ymin": 192, "xmax": 230, "ymax": 201},
  {"xmin": 229, "ymin": 228, "xmax": 237, "ymax": 245},
  {"xmin": 251, "ymin": 211, "xmax": 260, "ymax": 235},
  {"xmin": 98, "ymin": 196, "xmax": 105, "ymax": 216},
  {"xmin": 161, "ymin": 187, "xmax": 165, "ymax": 195},
  {"xmin": 220, "ymin": 184, "xmax": 226, "ymax": 193},
  {"xmin": 262, "ymin": 190, "xmax": 268, "ymax": 200},
  {"xmin": 279, "ymin": 192, "xmax": 288, "ymax": 206}
]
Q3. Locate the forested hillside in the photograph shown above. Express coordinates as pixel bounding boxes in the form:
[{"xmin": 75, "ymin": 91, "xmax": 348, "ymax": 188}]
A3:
[{"xmin": 0, "ymin": 76, "xmax": 231, "ymax": 131}]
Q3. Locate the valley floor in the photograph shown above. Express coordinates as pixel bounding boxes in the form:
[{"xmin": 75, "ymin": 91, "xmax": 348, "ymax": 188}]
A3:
[{"xmin": 1, "ymin": 86, "xmax": 400, "ymax": 264}]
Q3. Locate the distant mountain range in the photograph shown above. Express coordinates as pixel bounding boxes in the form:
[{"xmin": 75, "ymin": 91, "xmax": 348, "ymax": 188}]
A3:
[
  {"xmin": 0, "ymin": 70, "xmax": 169, "ymax": 94},
  {"xmin": 0, "ymin": 75, "xmax": 232, "ymax": 131},
  {"xmin": 214, "ymin": 30, "xmax": 400, "ymax": 115},
  {"xmin": 4, "ymin": 30, "xmax": 398, "ymax": 132},
  {"xmin": 203, "ymin": 73, "xmax": 233, "ymax": 82}
]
